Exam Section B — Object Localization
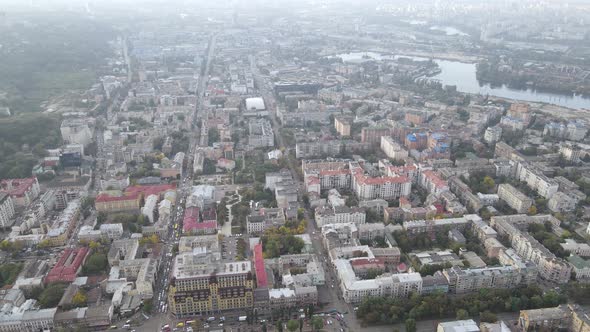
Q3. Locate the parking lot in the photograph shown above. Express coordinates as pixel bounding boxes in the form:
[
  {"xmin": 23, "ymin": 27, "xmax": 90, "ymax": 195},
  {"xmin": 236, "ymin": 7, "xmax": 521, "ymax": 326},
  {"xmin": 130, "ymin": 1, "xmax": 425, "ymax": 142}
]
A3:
[{"xmin": 221, "ymin": 236, "xmax": 237, "ymax": 261}]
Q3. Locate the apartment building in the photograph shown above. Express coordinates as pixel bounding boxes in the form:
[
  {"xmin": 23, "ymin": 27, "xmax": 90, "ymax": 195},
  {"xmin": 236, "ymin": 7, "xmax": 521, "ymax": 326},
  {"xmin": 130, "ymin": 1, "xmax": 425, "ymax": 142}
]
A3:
[
  {"xmin": 358, "ymin": 223, "xmax": 385, "ymax": 241},
  {"xmin": 491, "ymin": 215, "xmax": 571, "ymax": 283},
  {"xmin": 246, "ymin": 208, "xmax": 286, "ymax": 234},
  {"xmin": 318, "ymin": 169, "xmax": 352, "ymax": 191},
  {"xmin": 568, "ymin": 255, "xmax": 590, "ymax": 279},
  {"xmin": 0, "ymin": 193, "xmax": 15, "ymax": 229},
  {"xmin": 518, "ymin": 305, "xmax": 574, "ymax": 332},
  {"xmin": 168, "ymin": 254, "xmax": 253, "ymax": 317},
  {"xmin": 380, "ymin": 136, "xmax": 409, "ymax": 161},
  {"xmin": 514, "ymin": 162, "xmax": 559, "ymax": 199},
  {"xmin": 45, "ymin": 200, "xmax": 81, "ymax": 246},
  {"xmin": 265, "ymin": 169, "xmax": 292, "ymax": 190},
  {"xmin": 484, "ymin": 126, "xmax": 503, "ymax": 144},
  {"xmin": 419, "ymin": 170, "xmax": 449, "ymax": 195},
  {"xmin": 0, "ymin": 177, "xmax": 40, "ymax": 207},
  {"xmin": 403, "ymin": 215, "xmax": 480, "ymax": 238},
  {"xmin": 334, "ymin": 256, "xmax": 422, "ymax": 303},
  {"xmin": 352, "ymin": 167, "xmax": 411, "ymax": 200},
  {"xmin": 443, "ymin": 265, "xmax": 534, "ymax": 294},
  {"xmin": 295, "ymin": 140, "xmax": 371, "ymax": 159},
  {"xmin": 0, "ymin": 300, "xmax": 57, "ymax": 332},
  {"xmin": 561, "ymin": 239, "xmax": 590, "ymax": 257},
  {"xmin": 141, "ymin": 194, "xmax": 158, "ymax": 223},
  {"xmin": 95, "ymin": 192, "xmax": 141, "ymax": 213},
  {"xmin": 405, "ymin": 110, "xmax": 427, "ymax": 125},
  {"xmin": 334, "ymin": 117, "xmax": 352, "ymax": 136},
  {"xmin": 361, "ymin": 126, "xmax": 391, "ymax": 144},
  {"xmin": 404, "ymin": 132, "xmax": 428, "ymax": 150},
  {"xmin": 559, "ymin": 144, "xmax": 583, "ymax": 163},
  {"xmin": 248, "ymin": 119, "xmax": 274, "ymax": 149},
  {"xmin": 315, "ymin": 206, "xmax": 366, "ymax": 227},
  {"xmin": 544, "ymin": 120, "xmax": 589, "ymax": 141},
  {"xmin": 497, "ymin": 183, "xmax": 533, "ymax": 213},
  {"xmin": 547, "ymin": 191, "xmax": 578, "ymax": 213}
]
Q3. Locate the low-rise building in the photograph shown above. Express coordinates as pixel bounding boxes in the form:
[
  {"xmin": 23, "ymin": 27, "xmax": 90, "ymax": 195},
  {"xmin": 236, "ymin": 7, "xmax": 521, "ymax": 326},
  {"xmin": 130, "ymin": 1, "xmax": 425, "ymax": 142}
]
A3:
[
  {"xmin": 315, "ymin": 206, "xmax": 366, "ymax": 227},
  {"xmin": 246, "ymin": 208, "xmax": 286, "ymax": 234},
  {"xmin": 248, "ymin": 119, "xmax": 274, "ymax": 149},
  {"xmin": 548, "ymin": 191, "xmax": 578, "ymax": 213},
  {"xmin": 491, "ymin": 215, "xmax": 571, "ymax": 283},
  {"xmin": 568, "ymin": 255, "xmax": 590, "ymax": 280},
  {"xmin": 44, "ymin": 247, "xmax": 89, "ymax": 284},
  {"xmin": 0, "ymin": 177, "xmax": 40, "ymax": 207},
  {"xmin": 443, "ymin": 265, "xmax": 534, "ymax": 294},
  {"xmin": 497, "ymin": 184, "xmax": 533, "ymax": 214},
  {"xmin": 437, "ymin": 319, "xmax": 479, "ymax": 332}
]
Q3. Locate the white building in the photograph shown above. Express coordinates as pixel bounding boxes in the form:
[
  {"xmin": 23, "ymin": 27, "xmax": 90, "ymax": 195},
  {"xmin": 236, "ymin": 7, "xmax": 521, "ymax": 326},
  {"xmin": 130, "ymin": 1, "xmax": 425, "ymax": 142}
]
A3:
[
  {"xmin": 380, "ymin": 136, "xmax": 409, "ymax": 161},
  {"xmin": 477, "ymin": 193, "xmax": 499, "ymax": 206},
  {"xmin": 99, "ymin": 223, "xmax": 124, "ymax": 240},
  {"xmin": 0, "ymin": 193, "xmax": 15, "ymax": 228},
  {"xmin": 514, "ymin": 162, "xmax": 559, "ymax": 199},
  {"xmin": 334, "ymin": 257, "xmax": 422, "ymax": 304},
  {"xmin": 497, "ymin": 183, "xmax": 533, "ymax": 213},
  {"xmin": 315, "ymin": 206, "xmax": 366, "ymax": 227},
  {"xmin": 437, "ymin": 319, "xmax": 479, "ymax": 332},
  {"xmin": 548, "ymin": 191, "xmax": 578, "ymax": 213},
  {"xmin": 60, "ymin": 118, "xmax": 95, "ymax": 146},
  {"xmin": 559, "ymin": 144, "xmax": 582, "ymax": 163},
  {"xmin": 353, "ymin": 169, "xmax": 411, "ymax": 200},
  {"xmin": 248, "ymin": 119, "xmax": 274, "ymax": 149},
  {"xmin": 491, "ymin": 215, "xmax": 571, "ymax": 283},
  {"xmin": 484, "ymin": 126, "xmax": 503, "ymax": 144},
  {"xmin": 141, "ymin": 194, "xmax": 158, "ymax": 223},
  {"xmin": 561, "ymin": 239, "xmax": 590, "ymax": 257}
]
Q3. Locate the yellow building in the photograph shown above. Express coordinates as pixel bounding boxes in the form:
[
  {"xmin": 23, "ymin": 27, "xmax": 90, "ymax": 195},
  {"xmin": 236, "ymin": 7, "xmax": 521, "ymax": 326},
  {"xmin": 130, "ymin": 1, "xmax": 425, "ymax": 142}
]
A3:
[
  {"xmin": 334, "ymin": 117, "xmax": 351, "ymax": 137},
  {"xmin": 95, "ymin": 191, "xmax": 140, "ymax": 213},
  {"xmin": 168, "ymin": 253, "xmax": 253, "ymax": 318}
]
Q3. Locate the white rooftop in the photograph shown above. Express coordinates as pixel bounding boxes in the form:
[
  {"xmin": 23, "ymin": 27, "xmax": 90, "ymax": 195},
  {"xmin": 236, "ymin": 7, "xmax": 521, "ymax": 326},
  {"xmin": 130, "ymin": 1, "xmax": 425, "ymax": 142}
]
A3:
[
  {"xmin": 438, "ymin": 319, "xmax": 480, "ymax": 332},
  {"xmin": 269, "ymin": 288, "xmax": 295, "ymax": 299},
  {"xmin": 245, "ymin": 97, "xmax": 266, "ymax": 110}
]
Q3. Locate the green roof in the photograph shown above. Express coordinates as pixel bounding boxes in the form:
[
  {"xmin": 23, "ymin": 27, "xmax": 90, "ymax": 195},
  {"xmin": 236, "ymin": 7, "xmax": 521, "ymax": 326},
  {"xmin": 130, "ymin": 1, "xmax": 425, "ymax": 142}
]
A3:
[{"xmin": 568, "ymin": 255, "xmax": 590, "ymax": 269}]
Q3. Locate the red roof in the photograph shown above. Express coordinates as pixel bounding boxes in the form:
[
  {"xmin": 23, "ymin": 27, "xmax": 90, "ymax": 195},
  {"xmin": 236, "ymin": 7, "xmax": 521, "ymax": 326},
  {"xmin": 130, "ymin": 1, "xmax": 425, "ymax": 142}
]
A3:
[
  {"xmin": 307, "ymin": 177, "xmax": 320, "ymax": 185},
  {"xmin": 125, "ymin": 184, "xmax": 176, "ymax": 197},
  {"xmin": 0, "ymin": 177, "xmax": 37, "ymax": 197},
  {"xmin": 183, "ymin": 207, "xmax": 217, "ymax": 233},
  {"xmin": 350, "ymin": 258, "xmax": 385, "ymax": 268},
  {"xmin": 319, "ymin": 169, "xmax": 351, "ymax": 176},
  {"xmin": 96, "ymin": 192, "xmax": 140, "ymax": 203},
  {"xmin": 253, "ymin": 244, "xmax": 268, "ymax": 288},
  {"xmin": 45, "ymin": 247, "xmax": 89, "ymax": 284},
  {"xmin": 355, "ymin": 173, "xmax": 410, "ymax": 185},
  {"xmin": 96, "ymin": 184, "xmax": 175, "ymax": 203},
  {"xmin": 422, "ymin": 170, "xmax": 448, "ymax": 188}
]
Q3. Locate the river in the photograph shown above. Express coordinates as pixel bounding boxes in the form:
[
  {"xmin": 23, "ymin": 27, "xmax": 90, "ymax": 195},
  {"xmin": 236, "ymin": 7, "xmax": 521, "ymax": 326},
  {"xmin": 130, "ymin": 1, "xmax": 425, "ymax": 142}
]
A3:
[
  {"xmin": 331, "ymin": 52, "xmax": 590, "ymax": 110},
  {"xmin": 430, "ymin": 60, "xmax": 590, "ymax": 110}
]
